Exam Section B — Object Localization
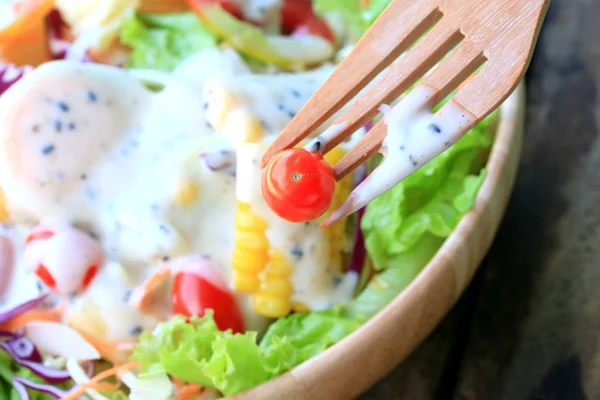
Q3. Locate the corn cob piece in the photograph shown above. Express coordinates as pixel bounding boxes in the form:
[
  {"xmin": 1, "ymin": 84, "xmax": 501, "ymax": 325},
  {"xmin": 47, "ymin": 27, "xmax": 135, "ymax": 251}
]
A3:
[
  {"xmin": 232, "ymin": 202, "xmax": 270, "ymax": 292},
  {"xmin": 253, "ymin": 248, "xmax": 294, "ymax": 318},
  {"xmin": 322, "ymin": 147, "xmax": 353, "ymax": 273},
  {"xmin": 231, "ymin": 116, "xmax": 271, "ymax": 293}
]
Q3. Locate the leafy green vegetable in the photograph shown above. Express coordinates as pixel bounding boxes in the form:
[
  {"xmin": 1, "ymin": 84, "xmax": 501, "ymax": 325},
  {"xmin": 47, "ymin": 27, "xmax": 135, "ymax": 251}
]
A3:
[
  {"xmin": 347, "ymin": 233, "xmax": 445, "ymax": 319},
  {"xmin": 119, "ymin": 13, "xmax": 217, "ymax": 71},
  {"xmin": 259, "ymin": 307, "xmax": 363, "ymax": 369},
  {"xmin": 133, "ymin": 309, "xmax": 360, "ymax": 396},
  {"xmin": 361, "ymin": 114, "xmax": 494, "ymax": 271},
  {"xmin": 313, "ymin": 0, "xmax": 393, "ymax": 40}
]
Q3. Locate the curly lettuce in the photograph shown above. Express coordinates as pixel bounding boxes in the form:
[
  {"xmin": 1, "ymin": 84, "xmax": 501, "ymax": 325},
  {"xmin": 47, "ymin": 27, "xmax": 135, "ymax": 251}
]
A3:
[
  {"xmin": 314, "ymin": 0, "xmax": 392, "ymax": 40},
  {"xmin": 119, "ymin": 13, "xmax": 217, "ymax": 71},
  {"xmin": 133, "ymin": 309, "xmax": 361, "ymax": 396}
]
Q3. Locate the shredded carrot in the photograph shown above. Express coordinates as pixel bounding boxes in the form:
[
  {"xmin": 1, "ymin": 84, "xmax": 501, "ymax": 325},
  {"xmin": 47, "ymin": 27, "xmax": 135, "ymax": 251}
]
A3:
[
  {"xmin": 130, "ymin": 266, "xmax": 171, "ymax": 311},
  {"xmin": 60, "ymin": 362, "xmax": 140, "ymax": 400},
  {"xmin": 81, "ymin": 334, "xmax": 135, "ymax": 366},
  {"xmin": 176, "ymin": 384, "xmax": 203, "ymax": 400},
  {"xmin": 0, "ymin": 307, "xmax": 63, "ymax": 330}
]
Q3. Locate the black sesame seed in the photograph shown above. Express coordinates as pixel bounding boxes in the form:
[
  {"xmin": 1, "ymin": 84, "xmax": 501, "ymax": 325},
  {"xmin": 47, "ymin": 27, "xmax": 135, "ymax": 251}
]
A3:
[
  {"xmin": 159, "ymin": 224, "xmax": 170, "ymax": 234},
  {"xmin": 162, "ymin": 255, "xmax": 170, "ymax": 262},
  {"xmin": 400, "ymin": 145, "xmax": 405, "ymax": 151},
  {"xmin": 291, "ymin": 89, "xmax": 301, "ymax": 98},
  {"xmin": 80, "ymin": 174, "xmax": 87, "ymax": 180},
  {"xmin": 203, "ymin": 102, "xmax": 209, "ymax": 110},
  {"xmin": 428, "ymin": 123, "xmax": 442, "ymax": 133},
  {"xmin": 32, "ymin": 124, "xmax": 40, "ymax": 133},
  {"xmin": 287, "ymin": 111, "xmax": 296, "ymax": 119},
  {"xmin": 53, "ymin": 120, "xmax": 63, "ymax": 132},
  {"xmin": 57, "ymin": 101, "xmax": 69, "ymax": 112},
  {"xmin": 41, "ymin": 144, "xmax": 55, "ymax": 155},
  {"xmin": 290, "ymin": 245, "xmax": 304, "ymax": 260},
  {"xmin": 333, "ymin": 276, "xmax": 342, "ymax": 287},
  {"xmin": 123, "ymin": 289, "xmax": 133, "ymax": 302},
  {"xmin": 408, "ymin": 155, "xmax": 417, "ymax": 166},
  {"xmin": 443, "ymin": 141, "xmax": 450, "ymax": 147},
  {"xmin": 87, "ymin": 90, "xmax": 97, "ymax": 102},
  {"xmin": 129, "ymin": 326, "xmax": 143, "ymax": 336},
  {"xmin": 68, "ymin": 122, "xmax": 76, "ymax": 131},
  {"xmin": 313, "ymin": 141, "xmax": 321, "ymax": 151}
]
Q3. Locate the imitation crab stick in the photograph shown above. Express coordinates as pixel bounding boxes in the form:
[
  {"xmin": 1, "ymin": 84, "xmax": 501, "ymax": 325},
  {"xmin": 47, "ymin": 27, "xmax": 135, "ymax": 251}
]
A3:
[{"xmin": 0, "ymin": 0, "xmax": 54, "ymax": 66}]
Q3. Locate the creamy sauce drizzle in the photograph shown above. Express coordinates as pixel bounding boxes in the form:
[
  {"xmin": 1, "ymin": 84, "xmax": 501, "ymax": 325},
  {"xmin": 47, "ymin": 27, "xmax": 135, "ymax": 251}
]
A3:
[
  {"xmin": 324, "ymin": 85, "xmax": 476, "ymax": 226},
  {"xmin": 0, "ymin": 49, "xmax": 357, "ymax": 339}
]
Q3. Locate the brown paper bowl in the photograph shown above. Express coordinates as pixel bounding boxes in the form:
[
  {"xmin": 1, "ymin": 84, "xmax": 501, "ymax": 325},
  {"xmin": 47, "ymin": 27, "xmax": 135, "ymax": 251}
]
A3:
[{"xmin": 228, "ymin": 82, "xmax": 526, "ymax": 400}]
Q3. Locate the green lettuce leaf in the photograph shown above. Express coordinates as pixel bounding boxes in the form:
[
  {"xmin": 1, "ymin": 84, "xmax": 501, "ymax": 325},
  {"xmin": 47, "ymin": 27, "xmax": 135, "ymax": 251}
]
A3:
[
  {"xmin": 119, "ymin": 12, "xmax": 217, "ymax": 71},
  {"xmin": 313, "ymin": 0, "xmax": 392, "ymax": 40},
  {"xmin": 361, "ymin": 113, "xmax": 494, "ymax": 271},
  {"xmin": 133, "ymin": 309, "xmax": 360, "ymax": 396},
  {"xmin": 259, "ymin": 307, "xmax": 363, "ymax": 369}
]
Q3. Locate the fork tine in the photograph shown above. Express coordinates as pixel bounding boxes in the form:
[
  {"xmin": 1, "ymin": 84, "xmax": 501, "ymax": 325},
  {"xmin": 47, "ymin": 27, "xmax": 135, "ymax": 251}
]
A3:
[
  {"xmin": 333, "ymin": 122, "xmax": 387, "ymax": 181},
  {"xmin": 418, "ymin": 39, "xmax": 486, "ymax": 106},
  {"xmin": 260, "ymin": 0, "xmax": 442, "ymax": 167},
  {"xmin": 316, "ymin": 19, "xmax": 464, "ymax": 159}
]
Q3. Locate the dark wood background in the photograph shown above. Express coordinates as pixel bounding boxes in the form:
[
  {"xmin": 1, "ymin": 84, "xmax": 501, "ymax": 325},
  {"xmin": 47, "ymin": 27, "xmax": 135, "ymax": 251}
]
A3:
[{"xmin": 361, "ymin": 0, "xmax": 599, "ymax": 398}]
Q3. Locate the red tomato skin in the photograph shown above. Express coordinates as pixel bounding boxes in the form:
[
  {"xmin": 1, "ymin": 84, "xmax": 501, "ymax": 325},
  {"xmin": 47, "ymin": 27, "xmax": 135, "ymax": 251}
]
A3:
[
  {"xmin": 35, "ymin": 264, "xmax": 56, "ymax": 289},
  {"xmin": 172, "ymin": 271, "xmax": 245, "ymax": 333},
  {"xmin": 262, "ymin": 148, "xmax": 336, "ymax": 223},
  {"xmin": 281, "ymin": 0, "xmax": 335, "ymax": 43}
]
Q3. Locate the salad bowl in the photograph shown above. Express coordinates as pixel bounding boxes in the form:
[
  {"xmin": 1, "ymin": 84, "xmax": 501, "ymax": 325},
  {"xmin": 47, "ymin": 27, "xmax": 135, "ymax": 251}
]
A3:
[{"xmin": 232, "ymin": 83, "xmax": 525, "ymax": 400}]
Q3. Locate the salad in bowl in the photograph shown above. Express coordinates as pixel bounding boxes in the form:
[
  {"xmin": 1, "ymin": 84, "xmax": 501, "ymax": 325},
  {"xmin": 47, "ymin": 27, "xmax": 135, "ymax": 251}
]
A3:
[{"xmin": 0, "ymin": 0, "xmax": 508, "ymax": 399}]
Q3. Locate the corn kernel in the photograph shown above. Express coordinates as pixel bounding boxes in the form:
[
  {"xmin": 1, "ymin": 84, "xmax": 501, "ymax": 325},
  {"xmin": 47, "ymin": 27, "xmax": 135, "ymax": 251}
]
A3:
[
  {"xmin": 235, "ymin": 207, "xmax": 268, "ymax": 230},
  {"xmin": 0, "ymin": 189, "xmax": 10, "ymax": 223},
  {"xmin": 234, "ymin": 230, "xmax": 270, "ymax": 250},
  {"xmin": 223, "ymin": 109, "xmax": 264, "ymax": 146},
  {"xmin": 259, "ymin": 279, "xmax": 293, "ymax": 297},
  {"xmin": 233, "ymin": 271, "xmax": 261, "ymax": 293},
  {"xmin": 231, "ymin": 249, "xmax": 268, "ymax": 274},
  {"xmin": 292, "ymin": 302, "xmax": 310, "ymax": 313},
  {"xmin": 253, "ymin": 294, "xmax": 291, "ymax": 318},
  {"xmin": 173, "ymin": 179, "xmax": 198, "ymax": 206}
]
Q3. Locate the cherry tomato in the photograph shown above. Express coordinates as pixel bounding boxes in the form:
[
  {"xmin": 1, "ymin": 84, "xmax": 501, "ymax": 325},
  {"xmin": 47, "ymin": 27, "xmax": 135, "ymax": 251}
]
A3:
[
  {"xmin": 172, "ymin": 270, "xmax": 244, "ymax": 333},
  {"xmin": 262, "ymin": 148, "xmax": 336, "ymax": 223},
  {"xmin": 281, "ymin": 0, "xmax": 335, "ymax": 43}
]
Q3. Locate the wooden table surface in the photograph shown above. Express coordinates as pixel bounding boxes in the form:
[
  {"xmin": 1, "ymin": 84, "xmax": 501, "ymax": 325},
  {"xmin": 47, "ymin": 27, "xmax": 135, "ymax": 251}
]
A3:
[{"xmin": 361, "ymin": 0, "xmax": 598, "ymax": 398}]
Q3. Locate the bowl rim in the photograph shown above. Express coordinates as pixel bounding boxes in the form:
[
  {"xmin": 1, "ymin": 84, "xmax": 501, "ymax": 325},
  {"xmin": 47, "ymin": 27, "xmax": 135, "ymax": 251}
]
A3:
[{"xmin": 230, "ymin": 82, "xmax": 526, "ymax": 400}]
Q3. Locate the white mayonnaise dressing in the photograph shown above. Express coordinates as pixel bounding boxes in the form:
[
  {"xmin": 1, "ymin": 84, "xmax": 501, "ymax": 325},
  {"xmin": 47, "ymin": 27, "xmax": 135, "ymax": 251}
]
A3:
[
  {"xmin": 0, "ymin": 0, "xmax": 18, "ymax": 31},
  {"xmin": 0, "ymin": 49, "xmax": 351, "ymax": 339},
  {"xmin": 325, "ymin": 85, "xmax": 476, "ymax": 226}
]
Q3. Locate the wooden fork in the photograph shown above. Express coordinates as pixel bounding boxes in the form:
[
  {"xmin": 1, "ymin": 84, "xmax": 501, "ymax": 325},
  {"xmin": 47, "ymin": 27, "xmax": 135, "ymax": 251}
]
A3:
[{"xmin": 261, "ymin": 0, "xmax": 550, "ymax": 225}]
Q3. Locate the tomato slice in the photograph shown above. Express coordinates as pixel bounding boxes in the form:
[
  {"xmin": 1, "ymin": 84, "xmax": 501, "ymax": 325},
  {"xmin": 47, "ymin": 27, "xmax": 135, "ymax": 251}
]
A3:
[
  {"xmin": 172, "ymin": 270, "xmax": 244, "ymax": 333},
  {"xmin": 281, "ymin": 0, "xmax": 335, "ymax": 43},
  {"xmin": 262, "ymin": 148, "xmax": 336, "ymax": 223}
]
